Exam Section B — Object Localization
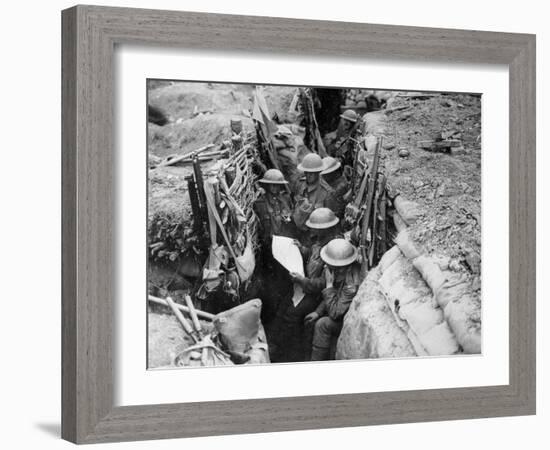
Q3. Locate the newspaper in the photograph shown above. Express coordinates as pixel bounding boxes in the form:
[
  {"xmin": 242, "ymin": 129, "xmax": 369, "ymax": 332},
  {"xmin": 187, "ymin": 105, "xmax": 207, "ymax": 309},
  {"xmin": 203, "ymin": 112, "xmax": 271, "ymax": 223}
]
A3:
[{"xmin": 272, "ymin": 235, "xmax": 306, "ymax": 306}]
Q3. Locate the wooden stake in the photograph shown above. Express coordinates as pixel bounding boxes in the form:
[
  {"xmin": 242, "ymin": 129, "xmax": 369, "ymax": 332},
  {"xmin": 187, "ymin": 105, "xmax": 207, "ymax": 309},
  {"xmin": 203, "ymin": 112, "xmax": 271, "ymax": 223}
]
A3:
[{"xmin": 148, "ymin": 295, "xmax": 214, "ymax": 321}]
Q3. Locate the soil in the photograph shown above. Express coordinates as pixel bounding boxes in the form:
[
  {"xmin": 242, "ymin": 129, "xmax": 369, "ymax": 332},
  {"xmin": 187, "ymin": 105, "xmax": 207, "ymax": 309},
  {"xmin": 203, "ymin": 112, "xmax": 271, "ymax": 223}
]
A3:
[{"xmin": 380, "ymin": 93, "xmax": 482, "ymax": 271}]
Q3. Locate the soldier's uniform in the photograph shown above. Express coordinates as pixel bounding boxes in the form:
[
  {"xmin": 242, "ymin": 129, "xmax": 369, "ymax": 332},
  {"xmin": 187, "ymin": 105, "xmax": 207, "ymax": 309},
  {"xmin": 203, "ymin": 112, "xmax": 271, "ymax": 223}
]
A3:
[
  {"xmin": 253, "ymin": 169, "xmax": 295, "ymax": 326},
  {"xmin": 269, "ymin": 208, "xmax": 341, "ymax": 363},
  {"xmin": 292, "ymin": 154, "xmax": 335, "ymax": 240},
  {"xmin": 310, "ymin": 239, "xmax": 361, "ymax": 361},
  {"xmin": 254, "ymin": 188, "xmax": 294, "ymax": 244},
  {"xmin": 295, "ymin": 177, "xmax": 334, "ymax": 209},
  {"xmin": 324, "ymin": 109, "xmax": 359, "ymax": 167},
  {"xmin": 322, "ymin": 156, "xmax": 350, "ymax": 219}
]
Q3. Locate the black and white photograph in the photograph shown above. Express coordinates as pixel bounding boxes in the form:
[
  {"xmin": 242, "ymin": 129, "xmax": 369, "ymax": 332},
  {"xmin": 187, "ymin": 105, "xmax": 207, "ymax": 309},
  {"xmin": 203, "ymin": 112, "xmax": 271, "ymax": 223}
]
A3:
[{"xmin": 147, "ymin": 81, "xmax": 482, "ymax": 368}]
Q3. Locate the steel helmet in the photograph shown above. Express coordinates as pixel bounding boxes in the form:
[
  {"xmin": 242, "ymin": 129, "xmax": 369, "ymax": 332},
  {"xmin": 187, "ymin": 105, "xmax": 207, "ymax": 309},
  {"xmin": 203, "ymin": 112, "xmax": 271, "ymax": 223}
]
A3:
[
  {"xmin": 297, "ymin": 153, "xmax": 325, "ymax": 173},
  {"xmin": 320, "ymin": 238, "xmax": 358, "ymax": 267},
  {"xmin": 339, "ymin": 109, "xmax": 358, "ymax": 123},
  {"xmin": 274, "ymin": 125, "xmax": 293, "ymax": 137},
  {"xmin": 305, "ymin": 207, "xmax": 339, "ymax": 229},
  {"xmin": 259, "ymin": 169, "xmax": 288, "ymax": 185},
  {"xmin": 321, "ymin": 156, "xmax": 342, "ymax": 175}
]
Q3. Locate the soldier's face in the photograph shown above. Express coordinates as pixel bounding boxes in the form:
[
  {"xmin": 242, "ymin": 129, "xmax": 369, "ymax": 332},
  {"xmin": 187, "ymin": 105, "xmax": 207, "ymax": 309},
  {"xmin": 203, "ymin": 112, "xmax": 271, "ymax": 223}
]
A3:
[
  {"xmin": 305, "ymin": 172, "xmax": 319, "ymax": 185},
  {"xmin": 267, "ymin": 184, "xmax": 281, "ymax": 195},
  {"xmin": 331, "ymin": 266, "xmax": 347, "ymax": 279},
  {"xmin": 342, "ymin": 119, "xmax": 353, "ymax": 132}
]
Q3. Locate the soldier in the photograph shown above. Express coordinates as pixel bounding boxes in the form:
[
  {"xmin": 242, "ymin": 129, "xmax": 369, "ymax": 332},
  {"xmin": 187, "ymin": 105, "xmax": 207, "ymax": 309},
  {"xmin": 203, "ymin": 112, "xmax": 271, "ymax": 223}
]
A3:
[
  {"xmin": 292, "ymin": 153, "xmax": 334, "ymax": 234},
  {"xmin": 321, "ymin": 156, "xmax": 350, "ymax": 219},
  {"xmin": 254, "ymin": 169, "xmax": 295, "ymax": 244},
  {"xmin": 253, "ymin": 169, "xmax": 295, "ymax": 324},
  {"xmin": 324, "ymin": 109, "xmax": 359, "ymax": 164},
  {"xmin": 305, "ymin": 238, "xmax": 361, "ymax": 361},
  {"xmin": 269, "ymin": 208, "xmax": 341, "ymax": 362}
]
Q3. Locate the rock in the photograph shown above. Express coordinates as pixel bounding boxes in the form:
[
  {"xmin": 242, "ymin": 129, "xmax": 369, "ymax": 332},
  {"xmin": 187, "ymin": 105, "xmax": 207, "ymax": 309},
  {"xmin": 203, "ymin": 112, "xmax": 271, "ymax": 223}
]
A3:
[
  {"xmin": 451, "ymin": 146, "xmax": 467, "ymax": 155},
  {"xmin": 383, "ymin": 142, "xmax": 396, "ymax": 150},
  {"xmin": 398, "ymin": 148, "xmax": 410, "ymax": 157},
  {"xmin": 464, "ymin": 251, "xmax": 481, "ymax": 274}
]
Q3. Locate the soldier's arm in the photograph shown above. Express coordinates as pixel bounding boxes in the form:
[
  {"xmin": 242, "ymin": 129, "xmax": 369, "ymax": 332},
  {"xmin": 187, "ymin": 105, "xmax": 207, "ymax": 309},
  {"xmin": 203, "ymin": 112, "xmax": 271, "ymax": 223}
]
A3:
[
  {"xmin": 314, "ymin": 298, "xmax": 327, "ymax": 317},
  {"xmin": 324, "ymin": 283, "xmax": 358, "ymax": 321},
  {"xmin": 302, "ymin": 275, "xmax": 325, "ymax": 294}
]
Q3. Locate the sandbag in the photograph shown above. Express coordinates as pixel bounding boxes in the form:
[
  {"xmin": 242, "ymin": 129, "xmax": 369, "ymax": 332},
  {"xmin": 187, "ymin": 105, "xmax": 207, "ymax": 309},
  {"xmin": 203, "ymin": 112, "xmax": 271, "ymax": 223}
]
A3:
[
  {"xmin": 418, "ymin": 322, "xmax": 460, "ymax": 355},
  {"xmin": 392, "ymin": 210, "xmax": 408, "ymax": 233},
  {"xmin": 394, "ymin": 229, "xmax": 421, "ymax": 260},
  {"xmin": 434, "ymin": 274, "xmax": 470, "ymax": 308},
  {"xmin": 377, "ymin": 245, "xmax": 402, "ymax": 273},
  {"xmin": 179, "ymin": 250, "xmax": 203, "ymax": 278},
  {"xmin": 394, "ymin": 195, "xmax": 423, "ymax": 225},
  {"xmin": 214, "ymin": 299, "xmax": 262, "ymax": 355},
  {"xmin": 412, "ymin": 254, "xmax": 447, "ymax": 294},
  {"xmin": 235, "ymin": 238, "xmax": 255, "ymax": 282},
  {"xmin": 443, "ymin": 294, "xmax": 481, "ymax": 354}
]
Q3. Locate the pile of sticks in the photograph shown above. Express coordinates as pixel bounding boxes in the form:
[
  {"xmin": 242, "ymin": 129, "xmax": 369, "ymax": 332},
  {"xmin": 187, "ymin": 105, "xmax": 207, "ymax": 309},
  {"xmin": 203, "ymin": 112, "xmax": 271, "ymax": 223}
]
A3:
[{"xmin": 149, "ymin": 294, "xmax": 234, "ymax": 366}]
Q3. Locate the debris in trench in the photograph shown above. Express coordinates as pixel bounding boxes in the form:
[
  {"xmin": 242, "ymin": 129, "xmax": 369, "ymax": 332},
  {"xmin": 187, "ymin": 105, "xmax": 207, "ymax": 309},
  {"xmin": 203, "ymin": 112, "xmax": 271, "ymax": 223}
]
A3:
[
  {"xmin": 153, "ymin": 295, "xmax": 269, "ymax": 367},
  {"xmin": 417, "ymin": 138, "xmax": 463, "ymax": 153}
]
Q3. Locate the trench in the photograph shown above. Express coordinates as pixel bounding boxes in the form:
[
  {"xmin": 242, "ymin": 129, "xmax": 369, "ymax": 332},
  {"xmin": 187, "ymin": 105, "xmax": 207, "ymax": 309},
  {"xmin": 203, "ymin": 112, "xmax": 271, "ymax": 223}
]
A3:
[
  {"xmin": 147, "ymin": 83, "xmax": 482, "ymax": 368},
  {"xmin": 148, "ymin": 87, "xmax": 351, "ymax": 365}
]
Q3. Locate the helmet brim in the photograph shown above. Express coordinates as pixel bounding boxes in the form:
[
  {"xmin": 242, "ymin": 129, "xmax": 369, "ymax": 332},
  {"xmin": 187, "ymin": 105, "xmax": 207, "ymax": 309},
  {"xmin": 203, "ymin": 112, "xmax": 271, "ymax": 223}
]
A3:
[
  {"xmin": 305, "ymin": 216, "xmax": 340, "ymax": 229},
  {"xmin": 258, "ymin": 179, "xmax": 288, "ymax": 185},
  {"xmin": 321, "ymin": 161, "xmax": 342, "ymax": 175},
  {"xmin": 320, "ymin": 245, "xmax": 358, "ymax": 267},
  {"xmin": 297, "ymin": 160, "xmax": 326, "ymax": 173},
  {"xmin": 339, "ymin": 114, "xmax": 357, "ymax": 123}
]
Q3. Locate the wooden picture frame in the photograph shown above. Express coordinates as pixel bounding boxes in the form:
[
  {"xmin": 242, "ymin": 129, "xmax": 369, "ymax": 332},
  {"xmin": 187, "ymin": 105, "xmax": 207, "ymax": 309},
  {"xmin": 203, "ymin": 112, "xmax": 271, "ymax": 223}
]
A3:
[{"xmin": 61, "ymin": 5, "xmax": 536, "ymax": 444}]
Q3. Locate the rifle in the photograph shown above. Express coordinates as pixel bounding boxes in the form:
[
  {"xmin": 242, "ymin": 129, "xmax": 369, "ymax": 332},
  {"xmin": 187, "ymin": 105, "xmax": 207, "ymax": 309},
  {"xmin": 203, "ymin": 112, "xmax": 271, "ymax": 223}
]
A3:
[
  {"xmin": 335, "ymin": 117, "xmax": 364, "ymax": 165},
  {"xmin": 344, "ymin": 163, "xmax": 369, "ymax": 227},
  {"xmin": 377, "ymin": 175, "xmax": 388, "ymax": 259},
  {"xmin": 254, "ymin": 120, "xmax": 279, "ymax": 170},
  {"xmin": 368, "ymin": 173, "xmax": 386, "ymax": 267},
  {"xmin": 300, "ymin": 88, "xmax": 327, "ymax": 157},
  {"xmin": 360, "ymin": 136, "xmax": 382, "ymax": 273},
  {"xmin": 254, "ymin": 120, "xmax": 292, "ymax": 194}
]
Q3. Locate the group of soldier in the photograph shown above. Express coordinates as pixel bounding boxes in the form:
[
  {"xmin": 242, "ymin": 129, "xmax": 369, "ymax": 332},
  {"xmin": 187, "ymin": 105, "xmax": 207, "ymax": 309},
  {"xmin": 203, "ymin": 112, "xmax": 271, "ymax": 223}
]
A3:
[{"xmin": 253, "ymin": 109, "xmax": 362, "ymax": 362}]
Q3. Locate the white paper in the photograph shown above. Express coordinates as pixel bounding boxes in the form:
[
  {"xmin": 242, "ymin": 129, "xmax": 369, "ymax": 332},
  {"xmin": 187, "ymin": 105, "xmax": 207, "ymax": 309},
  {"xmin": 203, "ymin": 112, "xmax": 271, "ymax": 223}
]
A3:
[
  {"xmin": 271, "ymin": 235, "xmax": 304, "ymax": 276},
  {"xmin": 292, "ymin": 282, "xmax": 306, "ymax": 307}
]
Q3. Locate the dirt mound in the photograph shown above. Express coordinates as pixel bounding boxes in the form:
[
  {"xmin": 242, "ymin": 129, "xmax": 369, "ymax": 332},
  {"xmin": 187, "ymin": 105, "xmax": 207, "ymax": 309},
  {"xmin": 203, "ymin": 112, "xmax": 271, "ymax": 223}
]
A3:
[
  {"xmin": 338, "ymin": 92, "xmax": 482, "ymax": 358},
  {"xmin": 364, "ymin": 93, "xmax": 482, "ymax": 272},
  {"xmin": 148, "ymin": 82, "xmax": 298, "ymax": 158},
  {"xmin": 148, "ymin": 114, "xmax": 253, "ymax": 158},
  {"xmin": 149, "ymin": 81, "xmax": 254, "ymax": 120}
]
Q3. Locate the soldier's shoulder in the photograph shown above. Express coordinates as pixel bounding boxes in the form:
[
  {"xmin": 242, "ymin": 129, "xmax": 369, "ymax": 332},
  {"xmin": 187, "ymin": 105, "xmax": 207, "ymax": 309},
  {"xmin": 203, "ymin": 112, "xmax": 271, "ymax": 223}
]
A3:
[
  {"xmin": 324, "ymin": 130, "xmax": 337, "ymax": 141},
  {"xmin": 335, "ymin": 177, "xmax": 350, "ymax": 194},
  {"xmin": 348, "ymin": 262, "xmax": 362, "ymax": 285},
  {"xmin": 320, "ymin": 178, "xmax": 334, "ymax": 193}
]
